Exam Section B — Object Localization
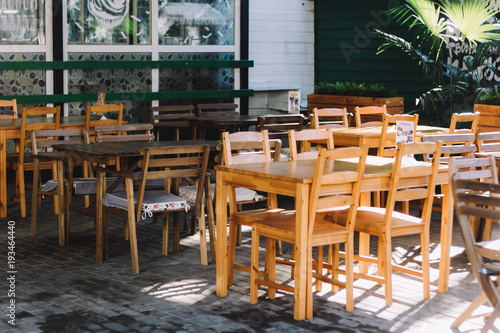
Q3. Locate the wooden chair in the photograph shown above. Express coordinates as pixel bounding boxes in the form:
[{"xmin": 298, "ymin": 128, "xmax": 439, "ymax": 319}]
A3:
[
  {"xmin": 311, "ymin": 107, "xmax": 348, "ymax": 129},
  {"xmin": 354, "ymin": 105, "xmax": 387, "ymax": 127},
  {"xmin": 30, "ymin": 128, "xmax": 90, "ymax": 246},
  {"xmin": 330, "ymin": 141, "xmax": 443, "ymax": 306},
  {"xmin": 94, "ymin": 124, "xmax": 155, "ymax": 143},
  {"xmin": 421, "ymin": 133, "xmax": 477, "ymax": 162},
  {"xmin": 6, "ymin": 106, "xmax": 61, "ymax": 218},
  {"xmin": 255, "ymin": 114, "xmax": 306, "ymax": 140},
  {"xmin": 448, "ymin": 156, "xmax": 499, "ymax": 241},
  {"xmin": 195, "ymin": 103, "xmax": 239, "ymax": 139},
  {"xmin": 449, "ymin": 111, "xmax": 479, "ymax": 135},
  {"xmin": 150, "ymin": 105, "xmax": 195, "ymax": 140},
  {"xmin": 238, "ymin": 146, "xmax": 368, "ymax": 315},
  {"xmin": 288, "ymin": 128, "xmax": 334, "ymax": 161},
  {"xmin": 377, "ymin": 113, "xmax": 419, "ymax": 157},
  {"xmin": 85, "ymin": 103, "xmax": 124, "ymax": 141},
  {"xmin": 102, "ymin": 144, "xmax": 211, "ymax": 273},
  {"xmin": 221, "ymin": 130, "xmax": 283, "ymax": 286},
  {"xmin": 0, "ymin": 99, "xmax": 17, "ymax": 119},
  {"xmin": 477, "ymin": 131, "xmax": 500, "ymax": 152},
  {"xmin": 450, "ymin": 177, "xmax": 500, "ymax": 332}
]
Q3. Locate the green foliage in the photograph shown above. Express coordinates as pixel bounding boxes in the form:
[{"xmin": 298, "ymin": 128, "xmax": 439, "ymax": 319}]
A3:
[
  {"xmin": 478, "ymin": 90, "xmax": 500, "ymax": 105},
  {"xmin": 314, "ymin": 81, "xmax": 398, "ymax": 98},
  {"xmin": 375, "ymin": 0, "xmax": 500, "ymax": 114}
]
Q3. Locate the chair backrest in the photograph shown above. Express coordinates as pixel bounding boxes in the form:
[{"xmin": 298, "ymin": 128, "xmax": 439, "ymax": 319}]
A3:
[
  {"xmin": 377, "ymin": 113, "xmax": 419, "ymax": 157},
  {"xmin": 94, "ymin": 124, "xmax": 155, "ymax": 143},
  {"xmin": 0, "ymin": 99, "xmax": 17, "ymax": 119},
  {"xmin": 421, "ymin": 133, "xmax": 477, "ymax": 162},
  {"xmin": 222, "ymin": 130, "xmax": 277, "ymax": 165},
  {"xmin": 20, "ymin": 106, "xmax": 61, "ymax": 164},
  {"xmin": 136, "ymin": 144, "xmax": 211, "ymax": 219},
  {"xmin": 311, "ymin": 107, "xmax": 349, "ymax": 129},
  {"xmin": 383, "ymin": 142, "xmax": 443, "ymax": 228},
  {"xmin": 449, "ymin": 112, "xmax": 479, "ymax": 135},
  {"xmin": 30, "ymin": 128, "xmax": 90, "ymax": 153},
  {"xmin": 197, "ymin": 103, "xmax": 239, "ymax": 117},
  {"xmin": 255, "ymin": 114, "xmax": 306, "ymax": 140},
  {"xmin": 451, "ymin": 176, "xmax": 500, "ymax": 311},
  {"xmin": 288, "ymin": 128, "xmax": 334, "ymax": 160},
  {"xmin": 448, "ymin": 155, "xmax": 498, "ymax": 184},
  {"xmin": 150, "ymin": 105, "xmax": 195, "ymax": 140},
  {"xmin": 354, "ymin": 105, "xmax": 387, "ymax": 127},
  {"xmin": 85, "ymin": 103, "xmax": 124, "ymax": 140},
  {"xmin": 309, "ymin": 146, "xmax": 368, "ymax": 238},
  {"xmin": 477, "ymin": 131, "xmax": 500, "ymax": 152}
]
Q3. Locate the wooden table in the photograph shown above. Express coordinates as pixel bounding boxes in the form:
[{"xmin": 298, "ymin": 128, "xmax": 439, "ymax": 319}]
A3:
[
  {"xmin": 0, "ymin": 116, "xmax": 86, "ymax": 218},
  {"xmin": 57, "ymin": 140, "xmax": 219, "ymax": 263},
  {"xmin": 186, "ymin": 115, "xmax": 261, "ymax": 139},
  {"xmin": 330, "ymin": 125, "xmax": 449, "ymax": 148},
  {"xmin": 215, "ymin": 156, "xmax": 452, "ymax": 320}
]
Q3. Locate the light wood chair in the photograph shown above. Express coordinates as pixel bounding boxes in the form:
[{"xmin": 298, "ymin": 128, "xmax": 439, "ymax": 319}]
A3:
[
  {"xmin": 449, "ymin": 111, "xmax": 479, "ymax": 135},
  {"xmin": 311, "ymin": 107, "xmax": 349, "ymax": 129},
  {"xmin": 6, "ymin": 106, "xmax": 61, "ymax": 218},
  {"xmin": 354, "ymin": 105, "xmax": 387, "ymax": 127},
  {"xmin": 240, "ymin": 146, "xmax": 368, "ymax": 315},
  {"xmin": 421, "ymin": 133, "xmax": 477, "ymax": 162},
  {"xmin": 222, "ymin": 130, "xmax": 282, "ymax": 286},
  {"xmin": 150, "ymin": 105, "xmax": 195, "ymax": 140},
  {"xmin": 288, "ymin": 128, "xmax": 334, "ymax": 161},
  {"xmin": 477, "ymin": 131, "xmax": 500, "ymax": 152},
  {"xmin": 377, "ymin": 113, "xmax": 419, "ymax": 157},
  {"xmin": 451, "ymin": 176, "xmax": 500, "ymax": 332},
  {"xmin": 256, "ymin": 114, "xmax": 306, "ymax": 140},
  {"xmin": 195, "ymin": 103, "xmax": 239, "ymax": 139},
  {"xmin": 85, "ymin": 103, "xmax": 124, "ymax": 141},
  {"xmin": 101, "ymin": 144, "xmax": 211, "ymax": 273},
  {"xmin": 330, "ymin": 141, "xmax": 443, "ymax": 306},
  {"xmin": 0, "ymin": 99, "xmax": 17, "ymax": 119},
  {"xmin": 94, "ymin": 124, "xmax": 155, "ymax": 143},
  {"xmin": 30, "ymin": 128, "xmax": 90, "ymax": 246}
]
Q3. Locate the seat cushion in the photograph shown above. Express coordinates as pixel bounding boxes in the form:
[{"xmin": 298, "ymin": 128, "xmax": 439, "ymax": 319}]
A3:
[
  {"xmin": 103, "ymin": 190, "xmax": 190, "ymax": 219},
  {"xmin": 41, "ymin": 177, "xmax": 124, "ymax": 195},
  {"xmin": 179, "ymin": 183, "xmax": 265, "ymax": 205}
]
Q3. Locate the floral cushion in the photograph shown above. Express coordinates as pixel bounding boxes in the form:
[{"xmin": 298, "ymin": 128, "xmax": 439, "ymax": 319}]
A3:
[
  {"xmin": 179, "ymin": 183, "xmax": 265, "ymax": 205},
  {"xmin": 103, "ymin": 190, "xmax": 190, "ymax": 220}
]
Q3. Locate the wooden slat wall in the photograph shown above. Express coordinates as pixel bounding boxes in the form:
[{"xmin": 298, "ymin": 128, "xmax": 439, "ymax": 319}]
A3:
[{"xmin": 314, "ymin": 0, "xmax": 429, "ymax": 114}]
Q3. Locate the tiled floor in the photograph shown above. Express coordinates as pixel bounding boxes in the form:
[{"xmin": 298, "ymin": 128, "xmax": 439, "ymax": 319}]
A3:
[{"xmin": 0, "ymin": 187, "xmax": 497, "ymax": 332}]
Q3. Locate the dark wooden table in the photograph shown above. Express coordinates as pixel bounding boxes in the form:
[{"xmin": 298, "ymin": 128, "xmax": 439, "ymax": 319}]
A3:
[{"xmin": 57, "ymin": 139, "xmax": 219, "ymax": 263}]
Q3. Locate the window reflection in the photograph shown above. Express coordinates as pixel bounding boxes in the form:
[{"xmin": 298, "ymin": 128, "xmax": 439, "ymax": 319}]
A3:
[
  {"xmin": 158, "ymin": 0, "xmax": 234, "ymax": 45},
  {"xmin": 0, "ymin": 0, "xmax": 44, "ymax": 44}
]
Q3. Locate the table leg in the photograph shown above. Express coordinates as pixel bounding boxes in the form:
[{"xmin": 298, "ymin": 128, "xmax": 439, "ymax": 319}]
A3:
[
  {"xmin": 216, "ymin": 171, "xmax": 228, "ymax": 296},
  {"xmin": 438, "ymin": 183, "xmax": 452, "ymax": 293},
  {"xmin": 296, "ymin": 184, "xmax": 309, "ymax": 320},
  {"xmin": 95, "ymin": 168, "xmax": 105, "ymax": 263},
  {"xmin": 0, "ymin": 130, "xmax": 6, "ymax": 217}
]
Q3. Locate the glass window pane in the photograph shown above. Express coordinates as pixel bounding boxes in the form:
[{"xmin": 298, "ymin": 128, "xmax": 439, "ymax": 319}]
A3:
[
  {"xmin": 0, "ymin": 0, "xmax": 45, "ymax": 44},
  {"xmin": 67, "ymin": 0, "xmax": 151, "ymax": 44},
  {"xmin": 158, "ymin": 0, "xmax": 234, "ymax": 45}
]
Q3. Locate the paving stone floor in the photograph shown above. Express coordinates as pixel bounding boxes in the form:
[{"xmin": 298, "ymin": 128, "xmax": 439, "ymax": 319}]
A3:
[{"xmin": 0, "ymin": 186, "xmax": 498, "ymax": 332}]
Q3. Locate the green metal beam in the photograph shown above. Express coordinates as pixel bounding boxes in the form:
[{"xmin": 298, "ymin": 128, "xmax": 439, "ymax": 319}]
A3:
[{"xmin": 0, "ymin": 60, "xmax": 254, "ymax": 71}]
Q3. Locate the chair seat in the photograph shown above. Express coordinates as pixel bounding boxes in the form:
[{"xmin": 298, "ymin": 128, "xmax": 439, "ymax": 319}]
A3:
[
  {"xmin": 41, "ymin": 177, "xmax": 124, "ymax": 195},
  {"xmin": 179, "ymin": 183, "xmax": 265, "ymax": 205},
  {"xmin": 103, "ymin": 190, "xmax": 190, "ymax": 219},
  {"xmin": 328, "ymin": 206, "xmax": 424, "ymax": 237}
]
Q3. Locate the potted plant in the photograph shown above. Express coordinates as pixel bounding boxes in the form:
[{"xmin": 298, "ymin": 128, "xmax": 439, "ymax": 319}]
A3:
[
  {"xmin": 373, "ymin": 0, "xmax": 500, "ymax": 128},
  {"xmin": 475, "ymin": 90, "xmax": 500, "ymax": 132},
  {"xmin": 307, "ymin": 81, "xmax": 404, "ymax": 115}
]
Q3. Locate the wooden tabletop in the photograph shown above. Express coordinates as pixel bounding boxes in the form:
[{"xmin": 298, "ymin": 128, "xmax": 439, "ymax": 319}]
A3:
[{"xmin": 0, "ymin": 115, "xmax": 86, "ymax": 130}]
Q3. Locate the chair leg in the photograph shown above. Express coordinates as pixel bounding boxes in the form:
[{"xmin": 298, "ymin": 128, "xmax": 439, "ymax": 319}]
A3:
[
  {"xmin": 30, "ymin": 160, "xmax": 40, "ymax": 237},
  {"xmin": 19, "ymin": 165, "xmax": 26, "ymax": 218},
  {"xmin": 482, "ymin": 301, "xmax": 500, "ymax": 333},
  {"xmin": 125, "ymin": 179, "xmax": 139, "ymax": 274},
  {"xmin": 199, "ymin": 199, "xmax": 208, "ymax": 266},
  {"xmin": 421, "ymin": 231, "xmax": 430, "ymax": 299},
  {"xmin": 162, "ymin": 213, "xmax": 169, "ymax": 256},
  {"xmin": 315, "ymin": 246, "xmax": 324, "ymax": 292},
  {"xmin": 451, "ymin": 291, "xmax": 488, "ymax": 328},
  {"xmin": 56, "ymin": 160, "xmax": 65, "ymax": 247},
  {"xmin": 331, "ymin": 244, "xmax": 340, "ymax": 293},
  {"xmin": 345, "ymin": 238, "xmax": 354, "ymax": 312},
  {"xmin": 205, "ymin": 181, "xmax": 216, "ymax": 264},
  {"xmin": 250, "ymin": 227, "xmax": 260, "ymax": 304},
  {"xmin": 227, "ymin": 219, "xmax": 238, "ymax": 287},
  {"xmin": 265, "ymin": 237, "xmax": 276, "ymax": 299},
  {"xmin": 173, "ymin": 212, "xmax": 180, "ymax": 254},
  {"xmin": 52, "ymin": 162, "xmax": 59, "ymax": 215},
  {"xmin": 381, "ymin": 234, "xmax": 393, "ymax": 306}
]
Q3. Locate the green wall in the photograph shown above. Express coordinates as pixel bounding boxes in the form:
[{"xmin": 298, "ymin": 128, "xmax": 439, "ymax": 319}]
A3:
[{"xmin": 314, "ymin": 0, "xmax": 437, "ymax": 121}]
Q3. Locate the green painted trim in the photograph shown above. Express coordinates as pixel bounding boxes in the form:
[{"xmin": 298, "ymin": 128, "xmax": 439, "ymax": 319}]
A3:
[
  {"xmin": 0, "ymin": 60, "xmax": 254, "ymax": 71},
  {"xmin": 4, "ymin": 90, "xmax": 254, "ymax": 104}
]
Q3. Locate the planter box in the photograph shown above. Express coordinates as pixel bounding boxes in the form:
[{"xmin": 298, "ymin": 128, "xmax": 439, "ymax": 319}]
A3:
[
  {"xmin": 475, "ymin": 104, "xmax": 500, "ymax": 133},
  {"xmin": 307, "ymin": 94, "xmax": 404, "ymax": 115}
]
